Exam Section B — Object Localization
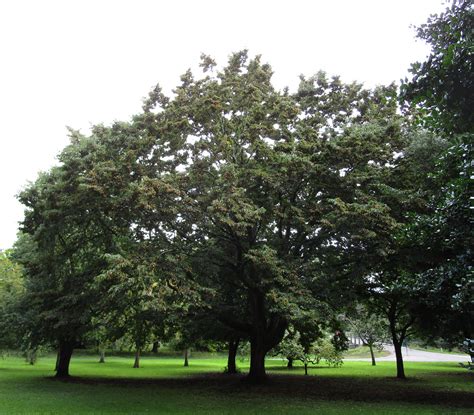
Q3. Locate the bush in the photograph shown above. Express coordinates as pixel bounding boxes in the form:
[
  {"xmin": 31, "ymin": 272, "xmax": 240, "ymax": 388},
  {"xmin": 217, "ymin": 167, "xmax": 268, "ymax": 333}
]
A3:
[{"xmin": 314, "ymin": 339, "xmax": 343, "ymax": 368}]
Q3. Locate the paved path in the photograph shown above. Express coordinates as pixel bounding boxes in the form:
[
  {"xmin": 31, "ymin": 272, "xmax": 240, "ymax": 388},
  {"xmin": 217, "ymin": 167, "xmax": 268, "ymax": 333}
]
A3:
[{"xmin": 346, "ymin": 345, "xmax": 469, "ymax": 362}]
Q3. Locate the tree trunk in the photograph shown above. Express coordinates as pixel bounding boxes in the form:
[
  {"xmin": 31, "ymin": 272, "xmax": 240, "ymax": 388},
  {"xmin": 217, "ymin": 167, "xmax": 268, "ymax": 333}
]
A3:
[
  {"xmin": 248, "ymin": 337, "xmax": 267, "ymax": 383},
  {"xmin": 227, "ymin": 338, "xmax": 239, "ymax": 374},
  {"xmin": 133, "ymin": 348, "xmax": 140, "ymax": 368},
  {"xmin": 183, "ymin": 348, "xmax": 189, "ymax": 367},
  {"xmin": 55, "ymin": 340, "xmax": 74, "ymax": 378},
  {"xmin": 28, "ymin": 349, "xmax": 37, "ymax": 365},
  {"xmin": 55, "ymin": 350, "xmax": 60, "ymax": 371},
  {"xmin": 393, "ymin": 340, "xmax": 405, "ymax": 379},
  {"xmin": 388, "ymin": 304, "xmax": 409, "ymax": 379},
  {"xmin": 99, "ymin": 349, "xmax": 105, "ymax": 363},
  {"xmin": 304, "ymin": 362, "xmax": 308, "ymax": 375},
  {"xmin": 245, "ymin": 289, "xmax": 287, "ymax": 384},
  {"xmin": 151, "ymin": 341, "xmax": 159, "ymax": 354},
  {"xmin": 369, "ymin": 344, "xmax": 376, "ymax": 366},
  {"xmin": 287, "ymin": 357, "xmax": 293, "ymax": 369}
]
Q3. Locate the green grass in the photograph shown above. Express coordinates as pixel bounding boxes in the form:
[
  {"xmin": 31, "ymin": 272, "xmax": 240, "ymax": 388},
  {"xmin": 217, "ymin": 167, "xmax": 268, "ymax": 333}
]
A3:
[
  {"xmin": 0, "ymin": 355, "xmax": 472, "ymax": 414},
  {"xmin": 410, "ymin": 346, "xmax": 465, "ymax": 355},
  {"xmin": 343, "ymin": 345, "xmax": 390, "ymax": 359}
]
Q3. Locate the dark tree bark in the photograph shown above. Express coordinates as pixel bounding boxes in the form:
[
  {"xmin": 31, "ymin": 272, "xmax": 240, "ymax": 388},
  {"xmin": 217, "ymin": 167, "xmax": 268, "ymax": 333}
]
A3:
[
  {"xmin": 304, "ymin": 363, "xmax": 308, "ymax": 375},
  {"xmin": 368, "ymin": 344, "xmax": 376, "ymax": 366},
  {"xmin": 99, "ymin": 349, "xmax": 105, "ymax": 364},
  {"xmin": 287, "ymin": 357, "xmax": 293, "ymax": 369},
  {"xmin": 227, "ymin": 338, "xmax": 239, "ymax": 374},
  {"xmin": 55, "ymin": 340, "xmax": 74, "ymax": 378},
  {"xmin": 151, "ymin": 341, "xmax": 159, "ymax": 354},
  {"xmin": 246, "ymin": 290, "xmax": 287, "ymax": 383},
  {"xmin": 392, "ymin": 339, "xmax": 405, "ymax": 379},
  {"xmin": 133, "ymin": 348, "xmax": 140, "ymax": 368},
  {"xmin": 183, "ymin": 348, "xmax": 189, "ymax": 367},
  {"xmin": 55, "ymin": 350, "xmax": 60, "ymax": 371},
  {"xmin": 387, "ymin": 304, "xmax": 411, "ymax": 379},
  {"xmin": 248, "ymin": 337, "xmax": 267, "ymax": 383}
]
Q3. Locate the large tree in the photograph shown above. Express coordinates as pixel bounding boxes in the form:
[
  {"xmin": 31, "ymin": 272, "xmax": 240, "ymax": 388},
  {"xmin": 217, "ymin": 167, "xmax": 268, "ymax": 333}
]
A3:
[
  {"xmin": 15, "ymin": 51, "xmax": 411, "ymax": 383},
  {"xmin": 400, "ymin": 0, "xmax": 473, "ymax": 350},
  {"xmin": 135, "ymin": 52, "xmax": 404, "ymax": 382},
  {"xmin": 400, "ymin": 0, "xmax": 473, "ymax": 136},
  {"xmin": 16, "ymin": 153, "xmax": 113, "ymax": 376},
  {"xmin": 15, "ymin": 127, "xmax": 145, "ymax": 377}
]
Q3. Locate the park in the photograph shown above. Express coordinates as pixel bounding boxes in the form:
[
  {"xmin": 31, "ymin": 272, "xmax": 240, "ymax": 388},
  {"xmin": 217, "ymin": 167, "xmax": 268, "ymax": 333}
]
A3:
[
  {"xmin": 0, "ymin": 349, "xmax": 472, "ymax": 414},
  {"xmin": 0, "ymin": 1, "xmax": 472, "ymax": 414}
]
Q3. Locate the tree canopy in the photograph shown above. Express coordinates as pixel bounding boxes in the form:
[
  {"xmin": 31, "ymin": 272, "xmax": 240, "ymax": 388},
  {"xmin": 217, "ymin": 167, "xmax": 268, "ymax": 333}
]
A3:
[{"xmin": 10, "ymin": 0, "xmax": 473, "ymax": 383}]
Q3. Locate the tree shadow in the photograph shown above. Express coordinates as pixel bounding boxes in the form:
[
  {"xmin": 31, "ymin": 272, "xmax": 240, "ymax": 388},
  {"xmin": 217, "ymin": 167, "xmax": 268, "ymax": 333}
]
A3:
[
  {"xmin": 268, "ymin": 365, "xmax": 336, "ymax": 372},
  {"xmin": 48, "ymin": 371, "xmax": 474, "ymax": 409}
]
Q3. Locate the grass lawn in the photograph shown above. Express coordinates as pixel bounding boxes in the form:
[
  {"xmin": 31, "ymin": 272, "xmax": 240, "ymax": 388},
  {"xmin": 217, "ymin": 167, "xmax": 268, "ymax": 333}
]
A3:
[
  {"xmin": 343, "ymin": 345, "xmax": 390, "ymax": 359},
  {"xmin": 410, "ymin": 346, "xmax": 465, "ymax": 355},
  {"xmin": 0, "ymin": 354, "xmax": 472, "ymax": 414}
]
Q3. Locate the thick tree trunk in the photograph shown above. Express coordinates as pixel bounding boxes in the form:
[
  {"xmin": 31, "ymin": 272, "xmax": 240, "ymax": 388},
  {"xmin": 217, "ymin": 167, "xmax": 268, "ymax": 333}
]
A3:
[
  {"xmin": 248, "ymin": 337, "xmax": 267, "ymax": 383},
  {"xmin": 227, "ymin": 338, "xmax": 239, "ymax": 374},
  {"xmin": 304, "ymin": 363, "xmax": 308, "ymax": 375},
  {"xmin": 245, "ymin": 289, "xmax": 287, "ymax": 384},
  {"xmin": 99, "ymin": 349, "xmax": 105, "ymax": 363},
  {"xmin": 183, "ymin": 348, "xmax": 189, "ymax": 367},
  {"xmin": 287, "ymin": 357, "xmax": 293, "ymax": 369},
  {"xmin": 151, "ymin": 341, "xmax": 159, "ymax": 354},
  {"xmin": 55, "ymin": 350, "xmax": 60, "ymax": 371},
  {"xmin": 369, "ymin": 344, "xmax": 376, "ymax": 366},
  {"xmin": 55, "ymin": 340, "xmax": 74, "ymax": 378},
  {"xmin": 133, "ymin": 348, "xmax": 140, "ymax": 368},
  {"xmin": 393, "ymin": 340, "xmax": 405, "ymax": 379}
]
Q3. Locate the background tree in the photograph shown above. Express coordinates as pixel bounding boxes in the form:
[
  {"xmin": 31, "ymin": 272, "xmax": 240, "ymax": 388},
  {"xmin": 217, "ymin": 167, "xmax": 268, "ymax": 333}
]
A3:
[
  {"xmin": 96, "ymin": 255, "xmax": 168, "ymax": 368},
  {"xmin": 0, "ymin": 249, "xmax": 24, "ymax": 353},
  {"xmin": 272, "ymin": 310, "xmax": 323, "ymax": 370},
  {"xmin": 344, "ymin": 304, "xmax": 389, "ymax": 366},
  {"xmin": 17, "ymin": 170, "xmax": 106, "ymax": 377},
  {"xmin": 358, "ymin": 128, "xmax": 450, "ymax": 379},
  {"xmin": 15, "ymin": 130, "xmax": 133, "ymax": 377}
]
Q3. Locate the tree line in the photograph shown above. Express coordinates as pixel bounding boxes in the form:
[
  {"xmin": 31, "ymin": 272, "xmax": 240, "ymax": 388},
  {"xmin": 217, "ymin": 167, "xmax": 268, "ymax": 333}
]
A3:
[{"xmin": 1, "ymin": 0, "xmax": 472, "ymax": 383}]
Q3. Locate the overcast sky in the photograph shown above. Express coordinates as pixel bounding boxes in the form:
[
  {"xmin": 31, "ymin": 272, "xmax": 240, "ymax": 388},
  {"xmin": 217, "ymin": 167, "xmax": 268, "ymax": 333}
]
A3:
[{"xmin": 0, "ymin": 0, "xmax": 445, "ymax": 250}]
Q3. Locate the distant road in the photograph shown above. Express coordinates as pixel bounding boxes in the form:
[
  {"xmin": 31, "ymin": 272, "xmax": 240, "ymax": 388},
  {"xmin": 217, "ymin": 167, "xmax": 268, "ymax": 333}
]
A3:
[{"xmin": 346, "ymin": 345, "xmax": 468, "ymax": 362}]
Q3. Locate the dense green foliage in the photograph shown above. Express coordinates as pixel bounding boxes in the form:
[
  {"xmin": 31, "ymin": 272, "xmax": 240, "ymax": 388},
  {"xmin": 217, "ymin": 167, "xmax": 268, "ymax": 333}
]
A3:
[
  {"xmin": 400, "ymin": 0, "xmax": 473, "ymax": 354},
  {"xmin": 3, "ymin": 0, "xmax": 471, "ymax": 387},
  {"xmin": 0, "ymin": 250, "xmax": 24, "ymax": 350},
  {"xmin": 401, "ymin": 0, "xmax": 473, "ymax": 135}
]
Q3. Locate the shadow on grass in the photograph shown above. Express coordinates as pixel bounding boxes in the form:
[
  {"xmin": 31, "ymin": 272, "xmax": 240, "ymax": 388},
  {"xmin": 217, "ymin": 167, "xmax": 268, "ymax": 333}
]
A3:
[
  {"xmin": 48, "ymin": 371, "xmax": 474, "ymax": 409},
  {"xmin": 268, "ymin": 365, "xmax": 337, "ymax": 372}
]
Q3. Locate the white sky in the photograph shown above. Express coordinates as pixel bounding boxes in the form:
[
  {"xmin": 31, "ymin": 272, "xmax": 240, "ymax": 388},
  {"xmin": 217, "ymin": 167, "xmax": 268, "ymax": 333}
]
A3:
[{"xmin": 0, "ymin": 0, "xmax": 445, "ymax": 250}]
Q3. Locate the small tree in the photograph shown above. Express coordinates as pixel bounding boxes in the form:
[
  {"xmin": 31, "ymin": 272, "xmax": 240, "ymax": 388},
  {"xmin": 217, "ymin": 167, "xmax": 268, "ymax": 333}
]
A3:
[
  {"xmin": 344, "ymin": 304, "xmax": 389, "ymax": 366},
  {"xmin": 96, "ymin": 255, "xmax": 167, "ymax": 369},
  {"xmin": 314, "ymin": 337, "xmax": 345, "ymax": 368},
  {"xmin": 460, "ymin": 338, "xmax": 473, "ymax": 369},
  {"xmin": 273, "ymin": 328, "xmax": 345, "ymax": 375}
]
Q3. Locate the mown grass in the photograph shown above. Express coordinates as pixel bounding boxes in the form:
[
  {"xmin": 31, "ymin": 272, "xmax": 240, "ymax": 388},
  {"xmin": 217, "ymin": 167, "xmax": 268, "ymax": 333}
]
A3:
[
  {"xmin": 0, "ymin": 354, "xmax": 472, "ymax": 414},
  {"xmin": 342, "ymin": 345, "xmax": 390, "ymax": 358},
  {"xmin": 410, "ymin": 346, "xmax": 465, "ymax": 355}
]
